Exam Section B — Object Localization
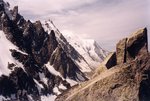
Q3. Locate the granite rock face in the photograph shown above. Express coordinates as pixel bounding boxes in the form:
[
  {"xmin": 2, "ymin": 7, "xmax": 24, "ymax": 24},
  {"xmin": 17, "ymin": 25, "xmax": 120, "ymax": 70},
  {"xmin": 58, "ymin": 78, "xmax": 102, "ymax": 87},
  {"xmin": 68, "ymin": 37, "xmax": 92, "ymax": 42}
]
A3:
[
  {"xmin": 105, "ymin": 28, "xmax": 148, "ymax": 69},
  {"xmin": 117, "ymin": 28, "xmax": 148, "ymax": 65}
]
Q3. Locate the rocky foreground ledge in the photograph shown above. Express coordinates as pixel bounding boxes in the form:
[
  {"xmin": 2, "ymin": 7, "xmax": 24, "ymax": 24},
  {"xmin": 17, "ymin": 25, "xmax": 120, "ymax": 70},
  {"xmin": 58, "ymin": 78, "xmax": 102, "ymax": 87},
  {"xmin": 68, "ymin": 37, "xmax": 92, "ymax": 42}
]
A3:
[{"xmin": 56, "ymin": 28, "xmax": 150, "ymax": 101}]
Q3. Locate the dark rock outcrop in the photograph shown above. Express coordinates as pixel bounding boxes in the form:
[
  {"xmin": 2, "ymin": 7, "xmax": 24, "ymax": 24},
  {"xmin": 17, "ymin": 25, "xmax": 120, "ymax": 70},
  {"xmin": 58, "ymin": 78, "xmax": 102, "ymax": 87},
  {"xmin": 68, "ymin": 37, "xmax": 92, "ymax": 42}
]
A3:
[
  {"xmin": 0, "ymin": 68, "xmax": 40, "ymax": 101},
  {"xmin": 104, "ymin": 52, "xmax": 117, "ymax": 69}
]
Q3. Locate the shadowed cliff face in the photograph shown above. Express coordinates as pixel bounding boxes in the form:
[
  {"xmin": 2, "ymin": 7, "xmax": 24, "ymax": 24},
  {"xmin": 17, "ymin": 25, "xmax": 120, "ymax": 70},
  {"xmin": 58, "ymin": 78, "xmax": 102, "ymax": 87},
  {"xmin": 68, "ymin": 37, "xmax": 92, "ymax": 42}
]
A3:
[
  {"xmin": 0, "ymin": 0, "xmax": 88, "ymax": 100},
  {"xmin": 139, "ymin": 70, "xmax": 150, "ymax": 101},
  {"xmin": 56, "ymin": 28, "xmax": 150, "ymax": 101}
]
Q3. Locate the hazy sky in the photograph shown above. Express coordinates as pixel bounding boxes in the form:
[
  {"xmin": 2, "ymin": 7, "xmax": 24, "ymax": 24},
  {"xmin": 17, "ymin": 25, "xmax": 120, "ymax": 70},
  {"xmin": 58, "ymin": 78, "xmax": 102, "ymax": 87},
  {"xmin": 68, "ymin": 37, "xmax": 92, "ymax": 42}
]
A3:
[{"xmin": 5, "ymin": 0, "xmax": 150, "ymax": 51}]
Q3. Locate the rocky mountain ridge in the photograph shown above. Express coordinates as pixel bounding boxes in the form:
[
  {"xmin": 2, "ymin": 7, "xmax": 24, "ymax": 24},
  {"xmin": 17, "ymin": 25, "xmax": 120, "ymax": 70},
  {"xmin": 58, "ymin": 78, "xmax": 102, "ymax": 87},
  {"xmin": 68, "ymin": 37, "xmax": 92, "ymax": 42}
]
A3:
[
  {"xmin": 0, "ymin": 0, "xmax": 107, "ymax": 100},
  {"xmin": 56, "ymin": 28, "xmax": 150, "ymax": 101},
  {"xmin": 43, "ymin": 20, "xmax": 108, "ymax": 73}
]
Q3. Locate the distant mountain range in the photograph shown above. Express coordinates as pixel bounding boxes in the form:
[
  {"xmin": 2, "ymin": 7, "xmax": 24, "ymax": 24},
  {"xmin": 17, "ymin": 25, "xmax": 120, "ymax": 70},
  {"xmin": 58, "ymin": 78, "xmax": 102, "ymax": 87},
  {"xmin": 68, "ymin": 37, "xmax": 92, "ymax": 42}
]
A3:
[{"xmin": 0, "ymin": 0, "xmax": 107, "ymax": 100}]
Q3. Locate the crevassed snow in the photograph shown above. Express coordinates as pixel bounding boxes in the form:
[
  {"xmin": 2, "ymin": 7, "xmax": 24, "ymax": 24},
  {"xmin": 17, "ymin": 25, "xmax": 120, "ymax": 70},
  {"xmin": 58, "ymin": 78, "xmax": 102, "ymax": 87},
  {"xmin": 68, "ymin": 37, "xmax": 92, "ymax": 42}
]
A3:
[{"xmin": 41, "ymin": 95, "xmax": 57, "ymax": 101}]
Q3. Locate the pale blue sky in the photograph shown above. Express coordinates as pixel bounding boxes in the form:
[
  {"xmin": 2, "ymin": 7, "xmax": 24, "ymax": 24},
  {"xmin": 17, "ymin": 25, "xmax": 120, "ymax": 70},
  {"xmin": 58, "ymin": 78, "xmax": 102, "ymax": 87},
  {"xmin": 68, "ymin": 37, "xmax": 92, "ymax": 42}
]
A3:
[{"xmin": 5, "ymin": 0, "xmax": 150, "ymax": 51}]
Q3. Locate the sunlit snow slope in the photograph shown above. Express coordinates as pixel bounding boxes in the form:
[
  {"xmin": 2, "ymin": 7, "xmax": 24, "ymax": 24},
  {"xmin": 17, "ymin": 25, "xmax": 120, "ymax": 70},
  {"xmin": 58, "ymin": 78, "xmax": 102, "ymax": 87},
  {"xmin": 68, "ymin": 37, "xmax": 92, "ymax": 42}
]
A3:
[{"xmin": 62, "ymin": 30, "xmax": 108, "ymax": 68}]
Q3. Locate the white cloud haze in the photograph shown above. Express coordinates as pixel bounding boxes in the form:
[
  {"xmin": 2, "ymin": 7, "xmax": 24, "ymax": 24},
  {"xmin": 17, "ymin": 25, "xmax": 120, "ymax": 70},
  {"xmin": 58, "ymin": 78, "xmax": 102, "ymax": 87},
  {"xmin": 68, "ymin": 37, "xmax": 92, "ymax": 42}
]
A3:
[{"xmin": 5, "ymin": 0, "xmax": 150, "ymax": 51}]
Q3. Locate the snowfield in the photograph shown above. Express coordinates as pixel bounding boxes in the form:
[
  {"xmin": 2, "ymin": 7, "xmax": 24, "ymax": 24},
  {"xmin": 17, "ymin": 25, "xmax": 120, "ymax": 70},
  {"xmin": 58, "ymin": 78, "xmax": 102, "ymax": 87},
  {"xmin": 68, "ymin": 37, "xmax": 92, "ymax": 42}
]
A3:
[{"xmin": 0, "ymin": 31, "xmax": 25, "ymax": 76}]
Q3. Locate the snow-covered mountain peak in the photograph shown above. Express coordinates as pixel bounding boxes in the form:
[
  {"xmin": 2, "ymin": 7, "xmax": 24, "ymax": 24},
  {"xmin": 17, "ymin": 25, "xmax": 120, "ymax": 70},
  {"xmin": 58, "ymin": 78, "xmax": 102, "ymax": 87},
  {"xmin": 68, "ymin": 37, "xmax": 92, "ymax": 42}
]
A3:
[
  {"xmin": 62, "ymin": 30, "xmax": 108, "ymax": 68},
  {"xmin": 43, "ymin": 20, "xmax": 108, "ymax": 73},
  {"xmin": 43, "ymin": 20, "xmax": 93, "ymax": 73}
]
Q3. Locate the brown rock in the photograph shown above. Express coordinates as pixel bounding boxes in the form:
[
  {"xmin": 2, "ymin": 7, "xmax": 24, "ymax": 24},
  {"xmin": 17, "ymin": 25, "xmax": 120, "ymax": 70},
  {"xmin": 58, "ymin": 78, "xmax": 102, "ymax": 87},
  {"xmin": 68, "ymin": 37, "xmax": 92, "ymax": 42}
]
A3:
[
  {"xmin": 116, "ymin": 38, "xmax": 127, "ymax": 64},
  {"xmin": 126, "ymin": 28, "xmax": 148, "ymax": 62},
  {"xmin": 56, "ymin": 51, "xmax": 150, "ymax": 101},
  {"xmin": 103, "ymin": 28, "xmax": 148, "ymax": 69},
  {"xmin": 116, "ymin": 28, "xmax": 148, "ymax": 65}
]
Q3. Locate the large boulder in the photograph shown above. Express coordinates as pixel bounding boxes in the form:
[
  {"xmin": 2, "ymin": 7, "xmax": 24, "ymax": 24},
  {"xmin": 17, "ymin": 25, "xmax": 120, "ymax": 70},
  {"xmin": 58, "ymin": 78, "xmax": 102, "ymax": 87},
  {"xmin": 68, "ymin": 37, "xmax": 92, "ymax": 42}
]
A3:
[
  {"xmin": 116, "ymin": 28, "xmax": 148, "ymax": 64},
  {"xmin": 126, "ymin": 28, "xmax": 148, "ymax": 62},
  {"xmin": 96, "ymin": 28, "xmax": 148, "ymax": 70},
  {"xmin": 103, "ymin": 28, "xmax": 148, "ymax": 69}
]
